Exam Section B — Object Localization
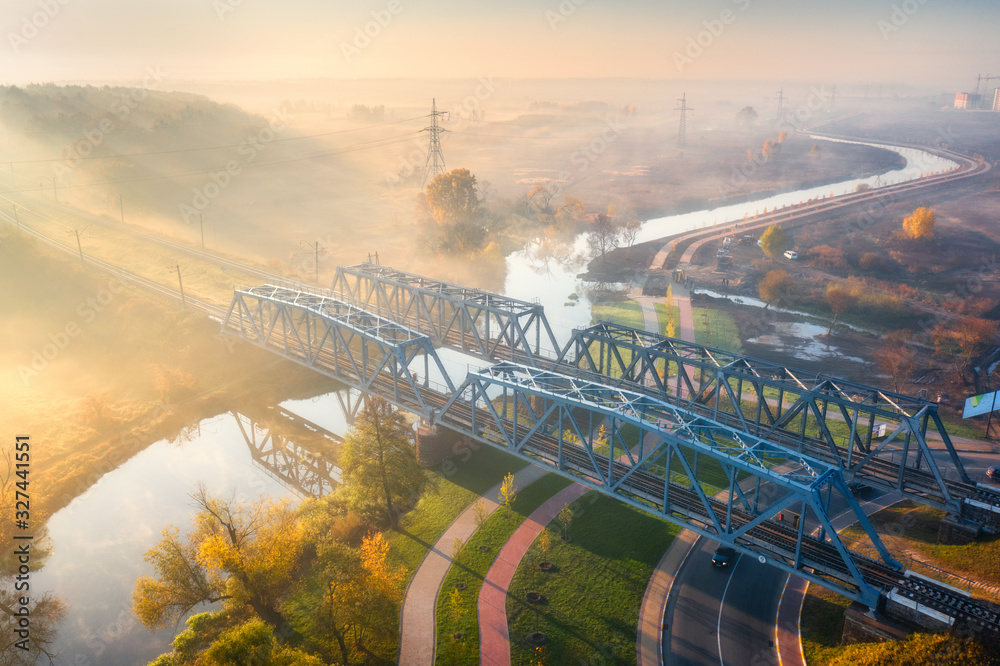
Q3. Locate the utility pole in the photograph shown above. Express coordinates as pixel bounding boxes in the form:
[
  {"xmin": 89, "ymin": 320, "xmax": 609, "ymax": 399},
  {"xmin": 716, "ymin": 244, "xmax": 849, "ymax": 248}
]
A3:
[
  {"xmin": 675, "ymin": 93, "xmax": 692, "ymax": 148},
  {"xmin": 75, "ymin": 229, "xmax": 83, "ymax": 263},
  {"xmin": 176, "ymin": 264, "xmax": 186, "ymax": 311},
  {"xmin": 301, "ymin": 240, "xmax": 320, "ymax": 285},
  {"xmin": 421, "ymin": 98, "xmax": 449, "ymax": 187},
  {"xmin": 776, "ymin": 87, "xmax": 786, "ymax": 121},
  {"xmin": 119, "ymin": 194, "xmax": 124, "ymax": 224}
]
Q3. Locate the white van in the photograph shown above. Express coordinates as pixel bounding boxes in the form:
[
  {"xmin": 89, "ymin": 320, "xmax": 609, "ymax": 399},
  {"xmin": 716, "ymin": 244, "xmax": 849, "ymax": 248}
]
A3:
[{"xmin": 783, "ymin": 250, "xmax": 798, "ymax": 260}]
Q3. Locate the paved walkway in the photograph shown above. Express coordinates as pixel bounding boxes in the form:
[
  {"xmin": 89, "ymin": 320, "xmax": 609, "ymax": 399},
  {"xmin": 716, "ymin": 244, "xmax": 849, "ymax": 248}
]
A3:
[
  {"xmin": 398, "ymin": 464, "xmax": 549, "ymax": 665},
  {"xmin": 478, "ymin": 483, "xmax": 590, "ymax": 666}
]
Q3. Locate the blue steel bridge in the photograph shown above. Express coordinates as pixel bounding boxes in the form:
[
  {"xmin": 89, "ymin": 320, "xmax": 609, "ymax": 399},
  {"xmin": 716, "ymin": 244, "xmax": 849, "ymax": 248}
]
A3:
[{"xmin": 220, "ymin": 263, "xmax": 1000, "ymax": 634}]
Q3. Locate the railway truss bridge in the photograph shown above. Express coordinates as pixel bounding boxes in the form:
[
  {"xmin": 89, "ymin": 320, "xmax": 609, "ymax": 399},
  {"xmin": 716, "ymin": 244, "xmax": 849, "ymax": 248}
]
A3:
[{"xmin": 220, "ymin": 263, "xmax": 1000, "ymax": 636}]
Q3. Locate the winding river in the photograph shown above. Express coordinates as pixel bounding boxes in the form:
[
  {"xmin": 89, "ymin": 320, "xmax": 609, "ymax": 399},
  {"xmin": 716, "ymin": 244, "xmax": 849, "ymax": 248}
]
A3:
[{"xmin": 33, "ymin": 138, "xmax": 957, "ymax": 665}]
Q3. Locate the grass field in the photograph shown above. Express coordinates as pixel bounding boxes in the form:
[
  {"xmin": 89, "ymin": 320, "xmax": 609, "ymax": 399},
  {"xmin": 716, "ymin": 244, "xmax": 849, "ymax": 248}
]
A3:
[
  {"xmin": 591, "ymin": 299, "xmax": 646, "ymax": 330},
  {"xmin": 435, "ymin": 473, "xmax": 574, "ymax": 665},
  {"xmin": 506, "ymin": 492, "xmax": 679, "ymax": 665},
  {"xmin": 692, "ymin": 307, "xmax": 743, "ymax": 352},
  {"xmin": 388, "ymin": 446, "xmax": 527, "ymax": 578},
  {"xmin": 839, "ymin": 500, "xmax": 1000, "ymax": 601}
]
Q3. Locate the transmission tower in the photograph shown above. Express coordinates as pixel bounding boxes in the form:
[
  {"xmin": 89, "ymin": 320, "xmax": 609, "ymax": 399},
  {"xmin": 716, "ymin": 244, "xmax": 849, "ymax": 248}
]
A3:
[
  {"xmin": 776, "ymin": 87, "xmax": 786, "ymax": 121},
  {"xmin": 421, "ymin": 98, "xmax": 449, "ymax": 187},
  {"xmin": 675, "ymin": 93, "xmax": 692, "ymax": 148}
]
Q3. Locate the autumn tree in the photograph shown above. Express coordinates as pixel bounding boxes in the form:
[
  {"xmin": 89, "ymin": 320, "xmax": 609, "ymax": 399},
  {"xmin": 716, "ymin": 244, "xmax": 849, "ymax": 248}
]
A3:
[
  {"xmin": 874, "ymin": 330, "xmax": 919, "ymax": 393},
  {"xmin": 340, "ymin": 397, "xmax": 430, "ymax": 527},
  {"xmin": 758, "ymin": 269, "xmax": 795, "ymax": 309},
  {"xmin": 499, "ymin": 472, "xmax": 518, "ymax": 520},
  {"xmin": 759, "ymin": 224, "xmax": 788, "ymax": 259},
  {"xmin": 902, "ymin": 206, "xmax": 935, "ymax": 240},
  {"xmin": 133, "ymin": 487, "xmax": 302, "ymax": 634},
  {"xmin": 423, "ymin": 168, "xmax": 486, "ymax": 252},
  {"xmin": 932, "ymin": 316, "xmax": 999, "ymax": 383},
  {"xmin": 825, "ymin": 283, "xmax": 857, "ymax": 334}
]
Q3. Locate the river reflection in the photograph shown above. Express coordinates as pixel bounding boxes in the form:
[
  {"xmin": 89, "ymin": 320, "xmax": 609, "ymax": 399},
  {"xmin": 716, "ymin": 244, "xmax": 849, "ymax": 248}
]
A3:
[{"xmin": 34, "ymin": 393, "xmax": 351, "ymax": 666}]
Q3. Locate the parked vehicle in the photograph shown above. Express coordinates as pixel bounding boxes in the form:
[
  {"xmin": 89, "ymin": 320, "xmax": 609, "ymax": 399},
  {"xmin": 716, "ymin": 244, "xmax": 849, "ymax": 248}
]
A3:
[{"xmin": 783, "ymin": 250, "xmax": 798, "ymax": 260}]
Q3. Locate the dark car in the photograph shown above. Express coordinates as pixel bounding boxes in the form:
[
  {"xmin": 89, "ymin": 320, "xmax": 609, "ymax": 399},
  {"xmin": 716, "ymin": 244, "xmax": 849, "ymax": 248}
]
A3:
[
  {"xmin": 987, "ymin": 466, "xmax": 1000, "ymax": 482},
  {"xmin": 712, "ymin": 545, "xmax": 737, "ymax": 568}
]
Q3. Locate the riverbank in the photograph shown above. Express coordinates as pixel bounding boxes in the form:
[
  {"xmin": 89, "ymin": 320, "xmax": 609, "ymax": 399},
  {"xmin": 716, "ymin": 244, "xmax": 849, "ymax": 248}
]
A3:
[{"xmin": 0, "ymin": 231, "xmax": 337, "ymax": 519}]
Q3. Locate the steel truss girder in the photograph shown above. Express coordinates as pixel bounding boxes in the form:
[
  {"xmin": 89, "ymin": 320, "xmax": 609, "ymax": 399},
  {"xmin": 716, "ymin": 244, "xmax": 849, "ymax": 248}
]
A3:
[
  {"xmin": 436, "ymin": 361, "xmax": 899, "ymax": 607},
  {"xmin": 331, "ymin": 262, "xmax": 562, "ymax": 364},
  {"xmin": 232, "ymin": 408, "xmax": 342, "ymax": 498},
  {"xmin": 221, "ymin": 285, "xmax": 454, "ymax": 418},
  {"xmin": 566, "ymin": 322, "xmax": 970, "ymax": 512}
]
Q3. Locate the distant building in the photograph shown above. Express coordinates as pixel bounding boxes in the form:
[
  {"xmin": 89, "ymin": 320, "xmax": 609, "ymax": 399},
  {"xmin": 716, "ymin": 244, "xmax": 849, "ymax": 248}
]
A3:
[
  {"xmin": 993, "ymin": 89, "xmax": 1000, "ymax": 111},
  {"xmin": 955, "ymin": 92, "xmax": 981, "ymax": 109}
]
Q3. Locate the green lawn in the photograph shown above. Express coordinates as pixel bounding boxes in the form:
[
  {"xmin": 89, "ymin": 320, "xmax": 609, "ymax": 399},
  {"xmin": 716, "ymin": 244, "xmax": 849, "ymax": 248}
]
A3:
[
  {"xmin": 840, "ymin": 500, "xmax": 1000, "ymax": 600},
  {"xmin": 506, "ymin": 492, "xmax": 680, "ymax": 665},
  {"xmin": 388, "ymin": 445, "xmax": 527, "ymax": 577},
  {"xmin": 591, "ymin": 299, "xmax": 646, "ymax": 330},
  {"xmin": 435, "ymin": 473, "xmax": 574, "ymax": 665},
  {"xmin": 692, "ymin": 307, "xmax": 743, "ymax": 353},
  {"xmin": 800, "ymin": 584, "xmax": 851, "ymax": 665}
]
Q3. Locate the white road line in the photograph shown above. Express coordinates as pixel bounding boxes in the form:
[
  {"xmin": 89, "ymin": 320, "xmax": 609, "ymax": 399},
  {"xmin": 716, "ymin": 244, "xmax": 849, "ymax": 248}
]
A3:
[{"xmin": 717, "ymin": 554, "xmax": 741, "ymax": 666}]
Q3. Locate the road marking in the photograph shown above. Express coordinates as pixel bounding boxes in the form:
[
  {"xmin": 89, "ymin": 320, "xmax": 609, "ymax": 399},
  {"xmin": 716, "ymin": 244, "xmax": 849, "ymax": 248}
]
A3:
[{"xmin": 717, "ymin": 554, "xmax": 741, "ymax": 666}]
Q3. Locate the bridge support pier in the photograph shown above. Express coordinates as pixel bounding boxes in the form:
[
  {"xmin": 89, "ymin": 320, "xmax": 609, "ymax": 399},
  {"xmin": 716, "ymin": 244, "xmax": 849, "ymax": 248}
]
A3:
[
  {"xmin": 938, "ymin": 514, "xmax": 980, "ymax": 545},
  {"xmin": 415, "ymin": 423, "xmax": 462, "ymax": 468},
  {"xmin": 842, "ymin": 602, "xmax": 908, "ymax": 645}
]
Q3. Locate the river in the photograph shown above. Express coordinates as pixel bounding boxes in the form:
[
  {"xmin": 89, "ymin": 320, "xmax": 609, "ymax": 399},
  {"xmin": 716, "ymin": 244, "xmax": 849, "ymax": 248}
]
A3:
[{"xmin": 33, "ymin": 138, "xmax": 957, "ymax": 664}]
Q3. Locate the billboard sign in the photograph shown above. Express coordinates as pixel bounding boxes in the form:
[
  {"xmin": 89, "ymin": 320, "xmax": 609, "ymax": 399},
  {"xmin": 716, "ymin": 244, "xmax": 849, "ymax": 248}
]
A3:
[{"xmin": 963, "ymin": 391, "xmax": 998, "ymax": 419}]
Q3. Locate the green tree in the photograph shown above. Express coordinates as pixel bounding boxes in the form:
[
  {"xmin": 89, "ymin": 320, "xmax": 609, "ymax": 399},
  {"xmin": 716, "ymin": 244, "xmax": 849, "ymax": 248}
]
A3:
[
  {"xmin": 557, "ymin": 503, "xmax": 573, "ymax": 539},
  {"xmin": 758, "ymin": 269, "xmax": 794, "ymax": 309},
  {"xmin": 759, "ymin": 224, "xmax": 788, "ymax": 258},
  {"xmin": 902, "ymin": 206, "xmax": 935, "ymax": 240},
  {"xmin": 340, "ymin": 398, "xmax": 430, "ymax": 527}
]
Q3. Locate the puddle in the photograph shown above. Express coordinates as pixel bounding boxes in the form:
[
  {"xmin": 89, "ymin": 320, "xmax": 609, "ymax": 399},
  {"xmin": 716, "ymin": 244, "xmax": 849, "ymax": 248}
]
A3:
[{"xmin": 747, "ymin": 321, "xmax": 866, "ymax": 363}]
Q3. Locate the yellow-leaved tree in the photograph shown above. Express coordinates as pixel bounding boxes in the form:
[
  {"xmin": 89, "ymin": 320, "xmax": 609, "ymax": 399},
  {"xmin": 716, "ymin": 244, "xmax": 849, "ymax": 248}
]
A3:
[{"xmin": 902, "ymin": 206, "xmax": 935, "ymax": 240}]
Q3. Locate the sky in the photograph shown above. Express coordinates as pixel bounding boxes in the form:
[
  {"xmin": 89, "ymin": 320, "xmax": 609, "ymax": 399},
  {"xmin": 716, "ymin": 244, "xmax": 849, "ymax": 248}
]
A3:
[{"xmin": 1, "ymin": 0, "xmax": 998, "ymax": 91}]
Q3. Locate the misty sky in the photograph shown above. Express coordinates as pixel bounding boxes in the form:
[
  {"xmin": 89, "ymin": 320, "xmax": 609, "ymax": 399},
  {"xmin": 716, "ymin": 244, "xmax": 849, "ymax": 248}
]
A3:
[{"xmin": 2, "ymin": 0, "xmax": 998, "ymax": 90}]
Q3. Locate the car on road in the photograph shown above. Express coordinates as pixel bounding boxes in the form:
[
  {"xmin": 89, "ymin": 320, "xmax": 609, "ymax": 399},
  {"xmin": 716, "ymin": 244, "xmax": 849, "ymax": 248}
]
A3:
[
  {"xmin": 712, "ymin": 545, "xmax": 737, "ymax": 568},
  {"xmin": 988, "ymin": 466, "xmax": 1000, "ymax": 482},
  {"xmin": 783, "ymin": 250, "xmax": 798, "ymax": 260}
]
